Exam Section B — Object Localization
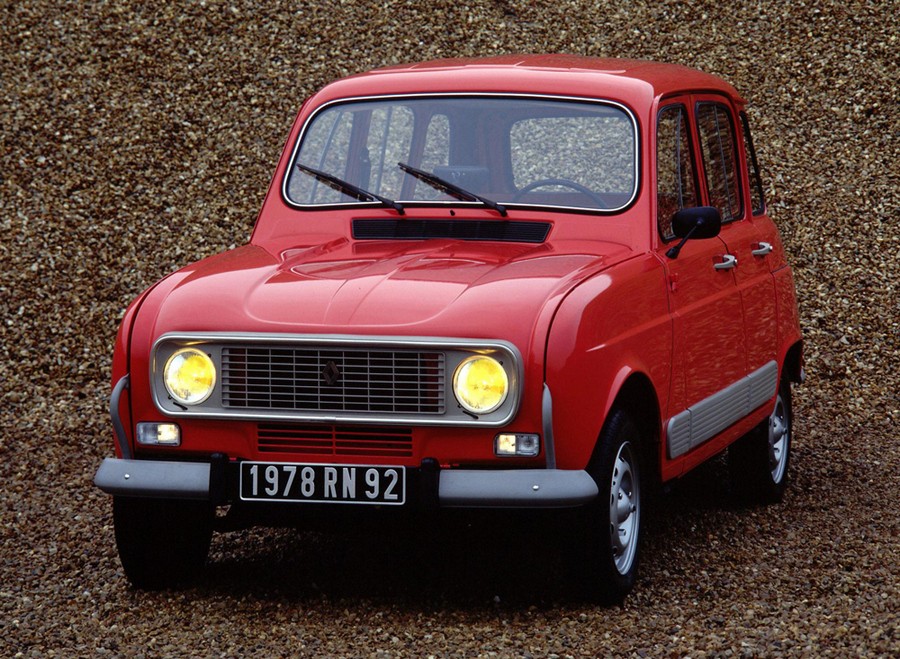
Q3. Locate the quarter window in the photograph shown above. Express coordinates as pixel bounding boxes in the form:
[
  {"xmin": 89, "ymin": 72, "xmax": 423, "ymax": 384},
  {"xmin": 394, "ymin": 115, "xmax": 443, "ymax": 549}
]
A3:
[
  {"xmin": 656, "ymin": 104, "xmax": 697, "ymax": 240},
  {"xmin": 696, "ymin": 103, "xmax": 742, "ymax": 222},
  {"xmin": 740, "ymin": 112, "xmax": 766, "ymax": 215}
]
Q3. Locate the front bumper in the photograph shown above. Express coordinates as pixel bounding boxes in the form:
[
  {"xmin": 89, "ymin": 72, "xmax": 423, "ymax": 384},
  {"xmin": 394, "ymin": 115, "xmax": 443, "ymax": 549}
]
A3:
[{"xmin": 94, "ymin": 457, "xmax": 599, "ymax": 509}]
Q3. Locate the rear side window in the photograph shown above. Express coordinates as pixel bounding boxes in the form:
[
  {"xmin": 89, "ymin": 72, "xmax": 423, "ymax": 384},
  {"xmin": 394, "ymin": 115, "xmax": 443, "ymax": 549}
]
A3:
[
  {"xmin": 656, "ymin": 104, "xmax": 698, "ymax": 240},
  {"xmin": 740, "ymin": 112, "xmax": 766, "ymax": 215},
  {"xmin": 696, "ymin": 103, "xmax": 742, "ymax": 222}
]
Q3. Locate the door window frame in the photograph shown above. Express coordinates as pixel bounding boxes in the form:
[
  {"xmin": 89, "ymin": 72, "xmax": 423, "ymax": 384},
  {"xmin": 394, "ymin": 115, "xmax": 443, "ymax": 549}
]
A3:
[
  {"xmin": 693, "ymin": 97, "xmax": 745, "ymax": 225},
  {"xmin": 655, "ymin": 98, "xmax": 702, "ymax": 243}
]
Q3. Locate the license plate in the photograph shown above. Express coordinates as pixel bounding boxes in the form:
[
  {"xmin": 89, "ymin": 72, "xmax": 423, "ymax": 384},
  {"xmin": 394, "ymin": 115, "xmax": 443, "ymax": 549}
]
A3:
[{"xmin": 239, "ymin": 462, "xmax": 406, "ymax": 505}]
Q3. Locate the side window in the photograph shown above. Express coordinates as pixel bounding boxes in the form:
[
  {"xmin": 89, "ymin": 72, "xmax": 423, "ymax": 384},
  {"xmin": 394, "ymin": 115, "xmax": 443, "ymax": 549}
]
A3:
[
  {"xmin": 740, "ymin": 112, "xmax": 766, "ymax": 215},
  {"xmin": 656, "ymin": 104, "xmax": 697, "ymax": 240},
  {"xmin": 696, "ymin": 103, "xmax": 742, "ymax": 222}
]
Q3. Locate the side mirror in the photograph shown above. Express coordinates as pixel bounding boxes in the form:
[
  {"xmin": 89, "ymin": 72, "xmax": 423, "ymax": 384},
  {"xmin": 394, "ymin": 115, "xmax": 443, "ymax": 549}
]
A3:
[{"xmin": 666, "ymin": 206, "xmax": 722, "ymax": 259}]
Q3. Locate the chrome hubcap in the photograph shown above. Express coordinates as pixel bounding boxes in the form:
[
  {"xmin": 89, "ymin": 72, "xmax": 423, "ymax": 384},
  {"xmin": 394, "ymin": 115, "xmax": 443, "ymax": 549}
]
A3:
[
  {"xmin": 609, "ymin": 441, "xmax": 640, "ymax": 575},
  {"xmin": 768, "ymin": 392, "xmax": 789, "ymax": 483}
]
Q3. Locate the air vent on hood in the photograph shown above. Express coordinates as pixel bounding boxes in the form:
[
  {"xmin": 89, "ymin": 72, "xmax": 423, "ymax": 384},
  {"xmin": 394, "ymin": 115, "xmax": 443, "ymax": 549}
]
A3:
[{"xmin": 352, "ymin": 219, "xmax": 551, "ymax": 243}]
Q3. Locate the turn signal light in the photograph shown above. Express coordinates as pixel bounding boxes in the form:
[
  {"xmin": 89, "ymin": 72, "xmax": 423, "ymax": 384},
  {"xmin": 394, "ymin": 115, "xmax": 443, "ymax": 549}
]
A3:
[
  {"xmin": 495, "ymin": 433, "xmax": 540, "ymax": 457},
  {"xmin": 136, "ymin": 422, "xmax": 181, "ymax": 446}
]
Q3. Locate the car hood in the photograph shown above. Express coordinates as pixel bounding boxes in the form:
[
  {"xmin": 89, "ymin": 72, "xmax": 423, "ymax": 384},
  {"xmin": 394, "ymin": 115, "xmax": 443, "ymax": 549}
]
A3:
[{"xmin": 149, "ymin": 237, "xmax": 632, "ymax": 340}]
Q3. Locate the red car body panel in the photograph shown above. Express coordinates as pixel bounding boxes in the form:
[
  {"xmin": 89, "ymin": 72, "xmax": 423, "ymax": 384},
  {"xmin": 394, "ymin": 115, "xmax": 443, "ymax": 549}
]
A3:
[{"xmin": 103, "ymin": 55, "xmax": 801, "ymax": 497}]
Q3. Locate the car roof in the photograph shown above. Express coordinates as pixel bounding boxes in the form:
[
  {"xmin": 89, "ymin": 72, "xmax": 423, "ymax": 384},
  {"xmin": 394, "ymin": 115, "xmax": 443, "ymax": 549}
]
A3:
[{"xmin": 307, "ymin": 55, "xmax": 744, "ymax": 110}]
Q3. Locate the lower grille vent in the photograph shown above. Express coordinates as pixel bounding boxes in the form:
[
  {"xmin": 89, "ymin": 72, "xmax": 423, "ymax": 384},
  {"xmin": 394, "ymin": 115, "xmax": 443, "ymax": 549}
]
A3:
[{"xmin": 257, "ymin": 423, "xmax": 413, "ymax": 458}]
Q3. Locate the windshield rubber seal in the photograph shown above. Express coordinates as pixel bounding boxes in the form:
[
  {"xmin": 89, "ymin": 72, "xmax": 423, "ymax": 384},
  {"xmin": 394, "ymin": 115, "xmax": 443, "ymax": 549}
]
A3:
[{"xmin": 280, "ymin": 92, "xmax": 641, "ymax": 216}]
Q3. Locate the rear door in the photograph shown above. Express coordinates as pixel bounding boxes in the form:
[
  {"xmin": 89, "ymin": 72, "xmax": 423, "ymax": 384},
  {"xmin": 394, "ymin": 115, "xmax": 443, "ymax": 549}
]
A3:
[{"xmin": 694, "ymin": 98, "xmax": 778, "ymax": 375}]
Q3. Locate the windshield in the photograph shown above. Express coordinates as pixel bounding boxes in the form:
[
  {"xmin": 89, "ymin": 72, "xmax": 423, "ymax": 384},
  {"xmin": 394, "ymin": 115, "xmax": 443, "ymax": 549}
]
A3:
[{"xmin": 284, "ymin": 95, "xmax": 638, "ymax": 213}]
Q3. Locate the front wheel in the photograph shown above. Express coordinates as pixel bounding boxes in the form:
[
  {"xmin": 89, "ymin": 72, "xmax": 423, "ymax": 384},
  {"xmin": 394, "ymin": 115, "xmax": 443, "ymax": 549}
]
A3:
[
  {"xmin": 113, "ymin": 496, "xmax": 213, "ymax": 590},
  {"xmin": 573, "ymin": 409, "xmax": 644, "ymax": 603},
  {"xmin": 729, "ymin": 378, "xmax": 792, "ymax": 504}
]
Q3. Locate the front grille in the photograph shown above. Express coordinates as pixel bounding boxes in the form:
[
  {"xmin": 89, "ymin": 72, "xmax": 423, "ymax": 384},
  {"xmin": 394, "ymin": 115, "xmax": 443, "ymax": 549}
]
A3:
[
  {"xmin": 258, "ymin": 423, "xmax": 413, "ymax": 457},
  {"xmin": 221, "ymin": 346, "xmax": 445, "ymax": 415}
]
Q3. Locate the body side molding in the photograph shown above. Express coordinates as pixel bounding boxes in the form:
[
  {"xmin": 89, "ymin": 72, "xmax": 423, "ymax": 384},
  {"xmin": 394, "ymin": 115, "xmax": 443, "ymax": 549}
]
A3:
[{"xmin": 667, "ymin": 360, "xmax": 778, "ymax": 459}]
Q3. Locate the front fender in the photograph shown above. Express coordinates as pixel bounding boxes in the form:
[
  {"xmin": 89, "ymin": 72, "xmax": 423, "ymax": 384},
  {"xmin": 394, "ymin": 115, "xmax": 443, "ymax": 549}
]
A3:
[
  {"xmin": 109, "ymin": 285, "xmax": 156, "ymax": 457},
  {"xmin": 109, "ymin": 269, "xmax": 193, "ymax": 457},
  {"xmin": 544, "ymin": 254, "xmax": 671, "ymax": 469}
]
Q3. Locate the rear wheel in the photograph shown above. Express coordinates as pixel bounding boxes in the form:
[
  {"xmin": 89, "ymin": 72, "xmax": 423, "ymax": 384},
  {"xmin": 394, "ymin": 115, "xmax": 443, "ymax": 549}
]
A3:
[
  {"xmin": 729, "ymin": 379, "xmax": 792, "ymax": 504},
  {"xmin": 574, "ymin": 409, "xmax": 644, "ymax": 603},
  {"xmin": 113, "ymin": 496, "xmax": 213, "ymax": 590}
]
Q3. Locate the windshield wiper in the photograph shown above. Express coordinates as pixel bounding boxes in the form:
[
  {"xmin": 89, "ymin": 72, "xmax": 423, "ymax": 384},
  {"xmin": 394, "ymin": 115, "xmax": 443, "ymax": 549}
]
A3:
[
  {"xmin": 398, "ymin": 162, "xmax": 507, "ymax": 217},
  {"xmin": 297, "ymin": 163, "xmax": 405, "ymax": 215}
]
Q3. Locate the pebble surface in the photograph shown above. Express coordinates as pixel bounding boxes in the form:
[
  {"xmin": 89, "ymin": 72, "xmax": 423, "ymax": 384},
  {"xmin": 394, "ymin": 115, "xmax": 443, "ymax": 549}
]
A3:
[{"xmin": 1, "ymin": 1, "xmax": 897, "ymax": 656}]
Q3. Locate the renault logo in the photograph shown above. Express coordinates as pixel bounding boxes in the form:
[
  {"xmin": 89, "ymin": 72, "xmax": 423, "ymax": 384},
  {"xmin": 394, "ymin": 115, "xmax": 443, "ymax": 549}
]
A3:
[{"xmin": 321, "ymin": 360, "xmax": 341, "ymax": 386}]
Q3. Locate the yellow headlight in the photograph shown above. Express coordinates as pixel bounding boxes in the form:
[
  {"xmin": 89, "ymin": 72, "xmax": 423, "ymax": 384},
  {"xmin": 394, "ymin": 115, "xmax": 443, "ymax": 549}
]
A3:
[
  {"xmin": 163, "ymin": 348, "xmax": 216, "ymax": 405},
  {"xmin": 453, "ymin": 355, "xmax": 509, "ymax": 414}
]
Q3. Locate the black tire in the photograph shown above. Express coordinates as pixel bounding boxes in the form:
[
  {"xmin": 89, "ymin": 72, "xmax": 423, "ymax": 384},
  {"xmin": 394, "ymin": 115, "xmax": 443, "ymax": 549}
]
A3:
[
  {"xmin": 572, "ymin": 408, "xmax": 645, "ymax": 603},
  {"xmin": 113, "ymin": 496, "xmax": 213, "ymax": 590},
  {"xmin": 729, "ymin": 378, "xmax": 792, "ymax": 504}
]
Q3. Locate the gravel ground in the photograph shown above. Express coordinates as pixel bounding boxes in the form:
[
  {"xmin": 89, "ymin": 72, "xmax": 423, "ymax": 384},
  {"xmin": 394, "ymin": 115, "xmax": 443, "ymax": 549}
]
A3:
[{"xmin": 1, "ymin": 0, "xmax": 897, "ymax": 656}]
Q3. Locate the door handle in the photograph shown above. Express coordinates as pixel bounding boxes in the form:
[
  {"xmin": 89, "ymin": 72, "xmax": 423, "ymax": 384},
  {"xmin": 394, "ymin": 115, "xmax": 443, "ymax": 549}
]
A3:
[
  {"xmin": 714, "ymin": 254, "xmax": 738, "ymax": 270},
  {"xmin": 751, "ymin": 242, "xmax": 773, "ymax": 256}
]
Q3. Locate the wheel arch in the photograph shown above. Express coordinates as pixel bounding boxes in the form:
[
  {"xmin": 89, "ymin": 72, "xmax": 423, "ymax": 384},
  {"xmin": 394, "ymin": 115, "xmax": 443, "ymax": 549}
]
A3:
[
  {"xmin": 588, "ymin": 370, "xmax": 662, "ymax": 487},
  {"xmin": 781, "ymin": 339, "xmax": 804, "ymax": 384}
]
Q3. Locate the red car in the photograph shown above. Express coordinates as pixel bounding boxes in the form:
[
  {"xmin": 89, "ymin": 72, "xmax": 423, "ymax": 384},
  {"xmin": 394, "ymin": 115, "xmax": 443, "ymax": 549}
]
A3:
[{"xmin": 95, "ymin": 55, "xmax": 802, "ymax": 601}]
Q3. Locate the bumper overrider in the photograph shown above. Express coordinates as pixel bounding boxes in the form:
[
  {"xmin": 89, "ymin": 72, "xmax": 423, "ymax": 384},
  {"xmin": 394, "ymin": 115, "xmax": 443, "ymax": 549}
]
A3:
[{"xmin": 95, "ymin": 375, "xmax": 599, "ymax": 509}]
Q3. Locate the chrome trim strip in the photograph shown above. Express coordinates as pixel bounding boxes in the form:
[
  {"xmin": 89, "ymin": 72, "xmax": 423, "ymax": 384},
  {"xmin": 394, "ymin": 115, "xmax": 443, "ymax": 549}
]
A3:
[
  {"xmin": 151, "ymin": 332, "xmax": 523, "ymax": 427},
  {"xmin": 667, "ymin": 360, "xmax": 778, "ymax": 459},
  {"xmin": 110, "ymin": 375, "xmax": 131, "ymax": 460},
  {"xmin": 94, "ymin": 458, "xmax": 211, "ymax": 500},
  {"xmin": 281, "ymin": 92, "xmax": 640, "ymax": 215},
  {"xmin": 542, "ymin": 384, "xmax": 556, "ymax": 469},
  {"xmin": 439, "ymin": 469, "xmax": 598, "ymax": 508}
]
